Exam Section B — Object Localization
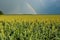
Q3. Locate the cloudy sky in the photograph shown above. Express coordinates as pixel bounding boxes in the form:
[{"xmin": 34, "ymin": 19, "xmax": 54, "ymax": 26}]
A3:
[{"xmin": 0, "ymin": 0, "xmax": 60, "ymax": 14}]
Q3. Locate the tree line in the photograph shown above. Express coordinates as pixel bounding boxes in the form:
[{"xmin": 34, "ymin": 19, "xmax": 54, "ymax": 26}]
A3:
[{"xmin": 0, "ymin": 11, "xmax": 4, "ymax": 15}]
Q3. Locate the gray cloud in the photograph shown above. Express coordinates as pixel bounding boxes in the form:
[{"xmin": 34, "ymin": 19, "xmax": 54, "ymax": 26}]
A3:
[{"xmin": 0, "ymin": 0, "xmax": 60, "ymax": 14}]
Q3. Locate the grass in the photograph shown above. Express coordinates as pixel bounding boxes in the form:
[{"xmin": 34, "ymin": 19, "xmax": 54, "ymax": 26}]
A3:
[{"xmin": 0, "ymin": 15, "xmax": 60, "ymax": 40}]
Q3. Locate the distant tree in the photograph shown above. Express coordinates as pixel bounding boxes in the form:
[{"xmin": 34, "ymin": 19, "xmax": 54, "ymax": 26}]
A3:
[{"xmin": 0, "ymin": 11, "xmax": 4, "ymax": 15}]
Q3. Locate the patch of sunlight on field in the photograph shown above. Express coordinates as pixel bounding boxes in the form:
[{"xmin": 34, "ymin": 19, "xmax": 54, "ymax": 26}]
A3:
[{"xmin": 0, "ymin": 15, "xmax": 60, "ymax": 23}]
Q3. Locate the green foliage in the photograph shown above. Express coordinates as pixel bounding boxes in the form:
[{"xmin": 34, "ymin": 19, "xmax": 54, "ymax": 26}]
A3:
[
  {"xmin": 0, "ymin": 20, "xmax": 60, "ymax": 40},
  {"xmin": 0, "ymin": 11, "xmax": 3, "ymax": 15}
]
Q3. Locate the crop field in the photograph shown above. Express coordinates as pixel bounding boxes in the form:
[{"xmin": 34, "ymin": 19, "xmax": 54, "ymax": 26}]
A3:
[{"xmin": 0, "ymin": 15, "xmax": 60, "ymax": 40}]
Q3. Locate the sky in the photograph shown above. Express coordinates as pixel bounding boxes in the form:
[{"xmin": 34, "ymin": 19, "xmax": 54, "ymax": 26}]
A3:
[{"xmin": 0, "ymin": 0, "xmax": 60, "ymax": 14}]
